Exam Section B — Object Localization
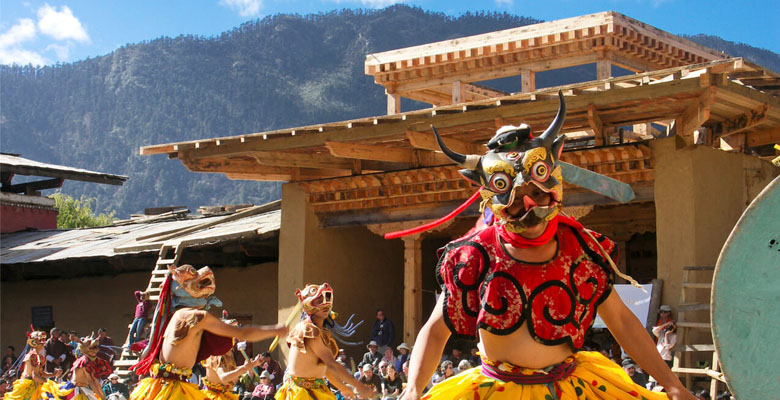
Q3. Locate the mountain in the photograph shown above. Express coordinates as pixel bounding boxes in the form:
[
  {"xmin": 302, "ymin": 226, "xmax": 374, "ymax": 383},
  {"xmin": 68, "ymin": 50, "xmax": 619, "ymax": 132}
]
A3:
[{"xmin": 2, "ymin": 6, "xmax": 778, "ymax": 218}]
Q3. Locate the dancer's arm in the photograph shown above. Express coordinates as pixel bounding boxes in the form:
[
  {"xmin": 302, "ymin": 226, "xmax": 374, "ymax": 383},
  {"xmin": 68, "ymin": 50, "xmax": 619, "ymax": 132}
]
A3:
[
  {"xmin": 309, "ymin": 336, "xmax": 375, "ymax": 399},
  {"xmin": 200, "ymin": 312, "xmax": 288, "ymax": 342},
  {"xmin": 325, "ymin": 369, "xmax": 355, "ymax": 399},
  {"xmin": 598, "ymin": 292, "xmax": 695, "ymax": 400},
  {"xmin": 400, "ymin": 295, "xmax": 450, "ymax": 400},
  {"xmin": 216, "ymin": 355, "xmax": 261, "ymax": 383}
]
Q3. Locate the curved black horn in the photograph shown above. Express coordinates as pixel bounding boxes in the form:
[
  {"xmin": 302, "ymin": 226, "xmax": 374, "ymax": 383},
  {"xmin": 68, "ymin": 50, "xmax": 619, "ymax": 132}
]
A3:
[
  {"xmin": 431, "ymin": 125, "xmax": 467, "ymax": 164},
  {"xmin": 539, "ymin": 90, "xmax": 566, "ymax": 146}
]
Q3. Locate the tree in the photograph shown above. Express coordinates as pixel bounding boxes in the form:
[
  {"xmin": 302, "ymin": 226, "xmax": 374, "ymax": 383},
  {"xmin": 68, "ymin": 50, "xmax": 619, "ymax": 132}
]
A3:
[{"xmin": 49, "ymin": 193, "xmax": 116, "ymax": 228}]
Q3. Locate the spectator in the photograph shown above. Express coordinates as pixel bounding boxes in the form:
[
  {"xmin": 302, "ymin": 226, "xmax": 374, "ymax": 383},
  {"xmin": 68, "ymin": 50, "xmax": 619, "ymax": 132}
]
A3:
[
  {"xmin": 97, "ymin": 328, "xmax": 115, "ymax": 363},
  {"xmin": 102, "ymin": 373, "xmax": 130, "ymax": 399},
  {"xmin": 44, "ymin": 327, "xmax": 67, "ymax": 373},
  {"xmin": 259, "ymin": 351, "xmax": 282, "ymax": 387},
  {"xmin": 126, "ymin": 290, "xmax": 153, "ymax": 346},
  {"xmin": 651, "ymin": 305, "xmax": 677, "ymax": 368},
  {"xmin": 400, "ymin": 361, "xmax": 409, "ymax": 382},
  {"xmin": 432, "ymin": 360, "xmax": 455, "ymax": 384},
  {"xmin": 456, "ymin": 359, "xmax": 471, "ymax": 374},
  {"xmin": 370, "ymin": 309, "xmax": 395, "ymax": 350},
  {"xmin": 381, "ymin": 347, "xmax": 396, "ymax": 370},
  {"xmin": 654, "ymin": 305, "xmax": 674, "ymax": 342},
  {"xmin": 695, "ymin": 389, "xmax": 711, "ymax": 400},
  {"xmin": 394, "ymin": 343, "xmax": 411, "ymax": 372},
  {"xmin": 250, "ymin": 371, "xmax": 276, "ymax": 400},
  {"xmin": 361, "ymin": 341, "xmax": 381, "ymax": 368},
  {"xmin": 381, "ymin": 364, "xmax": 404, "ymax": 400},
  {"xmin": 622, "ymin": 359, "xmax": 648, "ymax": 387},
  {"xmin": 4, "ymin": 347, "xmax": 16, "ymax": 365},
  {"xmin": 336, "ymin": 349, "xmax": 352, "ymax": 372},
  {"xmin": 67, "ymin": 331, "xmax": 80, "ymax": 358},
  {"xmin": 378, "ymin": 360, "xmax": 389, "ymax": 379},
  {"xmin": 467, "ymin": 346, "xmax": 481, "ymax": 367},
  {"xmin": 445, "ymin": 347, "xmax": 464, "ymax": 365},
  {"xmin": 59, "ymin": 331, "xmax": 75, "ymax": 373},
  {"xmin": 1, "ymin": 356, "xmax": 13, "ymax": 376},
  {"xmin": 357, "ymin": 364, "xmax": 382, "ymax": 393}
]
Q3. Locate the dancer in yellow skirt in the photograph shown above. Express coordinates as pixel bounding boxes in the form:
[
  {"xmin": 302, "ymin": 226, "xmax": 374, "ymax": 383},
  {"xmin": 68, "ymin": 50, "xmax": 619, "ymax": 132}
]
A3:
[
  {"xmin": 41, "ymin": 333, "xmax": 112, "ymax": 400},
  {"xmin": 201, "ymin": 339, "xmax": 262, "ymax": 400},
  {"xmin": 276, "ymin": 283, "xmax": 375, "ymax": 400},
  {"xmin": 4, "ymin": 331, "xmax": 61, "ymax": 400},
  {"xmin": 127, "ymin": 264, "xmax": 287, "ymax": 400},
  {"xmin": 399, "ymin": 94, "xmax": 695, "ymax": 400}
]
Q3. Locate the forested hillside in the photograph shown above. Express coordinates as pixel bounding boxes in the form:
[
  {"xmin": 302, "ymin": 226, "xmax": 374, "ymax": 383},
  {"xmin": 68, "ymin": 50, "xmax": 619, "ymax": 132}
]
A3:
[{"xmin": 1, "ymin": 6, "xmax": 777, "ymax": 217}]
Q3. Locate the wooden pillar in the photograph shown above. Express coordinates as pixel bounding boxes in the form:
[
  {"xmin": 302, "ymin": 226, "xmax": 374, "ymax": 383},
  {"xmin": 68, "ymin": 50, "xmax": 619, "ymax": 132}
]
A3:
[
  {"xmin": 452, "ymin": 81, "xmax": 464, "ymax": 104},
  {"xmin": 597, "ymin": 59, "xmax": 612, "ymax": 81},
  {"xmin": 402, "ymin": 236, "xmax": 423, "ymax": 345},
  {"xmin": 387, "ymin": 92, "xmax": 401, "ymax": 115},
  {"xmin": 521, "ymin": 69, "xmax": 535, "ymax": 93}
]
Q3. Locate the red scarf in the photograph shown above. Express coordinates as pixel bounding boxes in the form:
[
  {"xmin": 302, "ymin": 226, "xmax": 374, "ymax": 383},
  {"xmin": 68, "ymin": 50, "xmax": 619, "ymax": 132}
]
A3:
[{"xmin": 496, "ymin": 214, "xmax": 583, "ymax": 248}]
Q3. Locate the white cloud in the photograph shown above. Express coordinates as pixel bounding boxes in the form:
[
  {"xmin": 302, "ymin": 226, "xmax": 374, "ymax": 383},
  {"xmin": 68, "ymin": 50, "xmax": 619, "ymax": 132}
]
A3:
[
  {"xmin": 0, "ymin": 47, "xmax": 49, "ymax": 66},
  {"xmin": 494, "ymin": 0, "xmax": 513, "ymax": 6},
  {"xmin": 45, "ymin": 43, "xmax": 71, "ymax": 59},
  {"xmin": 220, "ymin": 0, "xmax": 263, "ymax": 17},
  {"xmin": 359, "ymin": 0, "xmax": 404, "ymax": 7},
  {"xmin": 0, "ymin": 18, "xmax": 37, "ymax": 48},
  {"xmin": 0, "ymin": 18, "xmax": 49, "ymax": 66},
  {"xmin": 36, "ymin": 4, "xmax": 89, "ymax": 42}
]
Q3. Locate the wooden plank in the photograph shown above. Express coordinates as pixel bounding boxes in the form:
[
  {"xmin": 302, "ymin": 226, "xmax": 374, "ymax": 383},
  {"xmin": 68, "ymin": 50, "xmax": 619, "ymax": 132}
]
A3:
[
  {"xmin": 452, "ymin": 80, "xmax": 464, "ymax": 104},
  {"xmin": 2, "ymin": 177, "xmax": 63, "ymax": 194},
  {"xmin": 521, "ymin": 69, "xmax": 535, "ymax": 93},
  {"xmin": 325, "ymin": 141, "xmax": 452, "ymax": 166},
  {"xmin": 405, "ymin": 130, "xmax": 485, "ymax": 155},
  {"xmin": 676, "ymin": 86, "xmax": 716, "ymax": 144}
]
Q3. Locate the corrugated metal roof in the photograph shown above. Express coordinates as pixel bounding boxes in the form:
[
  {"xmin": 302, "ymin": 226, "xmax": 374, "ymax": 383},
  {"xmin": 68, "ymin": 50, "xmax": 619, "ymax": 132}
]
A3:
[{"xmin": 0, "ymin": 209, "xmax": 280, "ymax": 265}]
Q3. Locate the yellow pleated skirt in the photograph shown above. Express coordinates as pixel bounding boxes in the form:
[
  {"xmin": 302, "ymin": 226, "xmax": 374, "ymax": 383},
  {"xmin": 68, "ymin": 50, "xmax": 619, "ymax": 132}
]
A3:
[
  {"xmin": 201, "ymin": 388, "xmax": 238, "ymax": 400},
  {"xmin": 129, "ymin": 377, "xmax": 208, "ymax": 400},
  {"xmin": 40, "ymin": 381, "xmax": 99, "ymax": 400},
  {"xmin": 274, "ymin": 376, "xmax": 336, "ymax": 400},
  {"xmin": 3, "ymin": 378, "xmax": 40, "ymax": 400},
  {"xmin": 422, "ymin": 351, "xmax": 667, "ymax": 400}
]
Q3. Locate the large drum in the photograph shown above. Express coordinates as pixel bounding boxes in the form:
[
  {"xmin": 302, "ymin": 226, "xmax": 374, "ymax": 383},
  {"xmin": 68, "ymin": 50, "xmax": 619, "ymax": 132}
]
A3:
[{"xmin": 712, "ymin": 175, "xmax": 780, "ymax": 398}]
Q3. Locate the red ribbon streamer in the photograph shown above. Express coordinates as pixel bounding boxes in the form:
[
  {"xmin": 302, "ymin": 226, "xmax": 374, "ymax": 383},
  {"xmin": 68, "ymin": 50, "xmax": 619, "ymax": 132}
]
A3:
[{"xmin": 384, "ymin": 190, "xmax": 482, "ymax": 239}]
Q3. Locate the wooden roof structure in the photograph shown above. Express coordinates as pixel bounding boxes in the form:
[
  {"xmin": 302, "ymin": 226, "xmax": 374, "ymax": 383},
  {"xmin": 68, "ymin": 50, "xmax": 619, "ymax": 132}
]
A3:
[
  {"xmin": 140, "ymin": 14, "xmax": 780, "ymax": 227},
  {"xmin": 1, "ymin": 153, "xmax": 128, "ymax": 195}
]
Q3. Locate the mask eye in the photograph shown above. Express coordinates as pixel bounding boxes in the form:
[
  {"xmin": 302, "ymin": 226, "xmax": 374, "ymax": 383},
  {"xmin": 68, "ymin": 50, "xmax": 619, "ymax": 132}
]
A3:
[
  {"xmin": 488, "ymin": 173, "xmax": 511, "ymax": 193},
  {"xmin": 531, "ymin": 161, "xmax": 551, "ymax": 182}
]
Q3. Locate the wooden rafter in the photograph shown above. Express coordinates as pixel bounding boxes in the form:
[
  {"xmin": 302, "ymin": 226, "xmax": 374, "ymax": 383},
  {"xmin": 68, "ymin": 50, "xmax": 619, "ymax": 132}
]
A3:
[
  {"xmin": 325, "ymin": 141, "xmax": 452, "ymax": 167},
  {"xmin": 676, "ymin": 86, "xmax": 717, "ymax": 144},
  {"xmin": 709, "ymin": 104, "xmax": 769, "ymax": 138},
  {"xmin": 405, "ymin": 130, "xmax": 485, "ymax": 154}
]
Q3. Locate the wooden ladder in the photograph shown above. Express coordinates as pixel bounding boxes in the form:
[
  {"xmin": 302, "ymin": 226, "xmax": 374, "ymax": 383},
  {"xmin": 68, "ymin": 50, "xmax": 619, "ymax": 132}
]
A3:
[
  {"xmin": 671, "ymin": 266, "xmax": 725, "ymax": 394},
  {"xmin": 113, "ymin": 242, "xmax": 185, "ymax": 378}
]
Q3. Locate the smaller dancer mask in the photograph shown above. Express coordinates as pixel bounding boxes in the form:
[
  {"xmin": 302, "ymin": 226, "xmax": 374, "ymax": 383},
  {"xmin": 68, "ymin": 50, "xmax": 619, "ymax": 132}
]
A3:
[
  {"xmin": 27, "ymin": 331, "xmax": 47, "ymax": 347},
  {"xmin": 296, "ymin": 283, "xmax": 333, "ymax": 315}
]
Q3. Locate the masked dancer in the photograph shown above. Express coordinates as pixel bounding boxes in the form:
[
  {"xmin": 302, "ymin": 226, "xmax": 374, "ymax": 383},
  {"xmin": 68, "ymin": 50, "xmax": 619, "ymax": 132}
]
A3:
[
  {"xmin": 129, "ymin": 264, "xmax": 286, "ymax": 400},
  {"xmin": 40, "ymin": 333, "xmax": 112, "ymax": 400},
  {"xmin": 3, "ymin": 331, "xmax": 61, "ymax": 400},
  {"xmin": 400, "ymin": 93, "xmax": 695, "ymax": 400},
  {"xmin": 276, "ymin": 283, "xmax": 375, "ymax": 400}
]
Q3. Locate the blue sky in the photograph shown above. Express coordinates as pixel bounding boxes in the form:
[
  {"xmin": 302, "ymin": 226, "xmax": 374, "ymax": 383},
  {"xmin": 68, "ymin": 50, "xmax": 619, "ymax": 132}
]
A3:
[{"xmin": 1, "ymin": 0, "xmax": 778, "ymax": 66}]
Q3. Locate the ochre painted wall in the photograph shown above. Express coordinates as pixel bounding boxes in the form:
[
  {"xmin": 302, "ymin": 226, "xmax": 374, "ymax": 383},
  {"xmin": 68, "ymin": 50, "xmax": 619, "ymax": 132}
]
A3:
[
  {"xmin": 653, "ymin": 137, "xmax": 779, "ymax": 311},
  {"xmin": 278, "ymin": 183, "xmax": 404, "ymax": 364},
  {"xmin": 1, "ymin": 263, "xmax": 278, "ymax": 358}
]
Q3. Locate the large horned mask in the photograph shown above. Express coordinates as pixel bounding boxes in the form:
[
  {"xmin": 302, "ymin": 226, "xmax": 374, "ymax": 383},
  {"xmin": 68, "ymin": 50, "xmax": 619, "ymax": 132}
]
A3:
[{"xmin": 434, "ymin": 91, "xmax": 567, "ymax": 233}]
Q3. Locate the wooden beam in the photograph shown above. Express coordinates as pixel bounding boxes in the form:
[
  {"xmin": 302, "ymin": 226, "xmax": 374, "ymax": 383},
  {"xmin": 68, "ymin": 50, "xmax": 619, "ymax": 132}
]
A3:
[
  {"xmin": 587, "ymin": 104, "xmax": 605, "ymax": 145},
  {"xmin": 597, "ymin": 59, "xmax": 612, "ymax": 80},
  {"xmin": 2, "ymin": 177, "xmax": 63, "ymax": 194},
  {"xmin": 709, "ymin": 104, "xmax": 769, "ymax": 138},
  {"xmin": 676, "ymin": 87, "xmax": 716, "ymax": 144},
  {"xmin": 462, "ymin": 83, "xmax": 507, "ymax": 100},
  {"xmin": 402, "ymin": 237, "xmax": 423, "ymax": 346},
  {"xmin": 405, "ymin": 130, "xmax": 485, "ymax": 155},
  {"xmin": 746, "ymin": 127, "xmax": 780, "ymax": 148},
  {"xmin": 521, "ymin": 69, "xmax": 535, "ymax": 93},
  {"xmin": 387, "ymin": 92, "xmax": 401, "ymax": 114},
  {"xmin": 452, "ymin": 80, "xmax": 464, "ymax": 104},
  {"xmin": 325, "ymin": 141, "xmax": 452, "ymax": 166}
]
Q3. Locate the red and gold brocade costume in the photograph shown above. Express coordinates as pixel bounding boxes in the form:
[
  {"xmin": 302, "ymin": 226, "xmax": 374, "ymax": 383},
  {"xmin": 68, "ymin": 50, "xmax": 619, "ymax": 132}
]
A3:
[{"xmin": 438, "ymin": 223, "xmax": 615, "ymax": 347}]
